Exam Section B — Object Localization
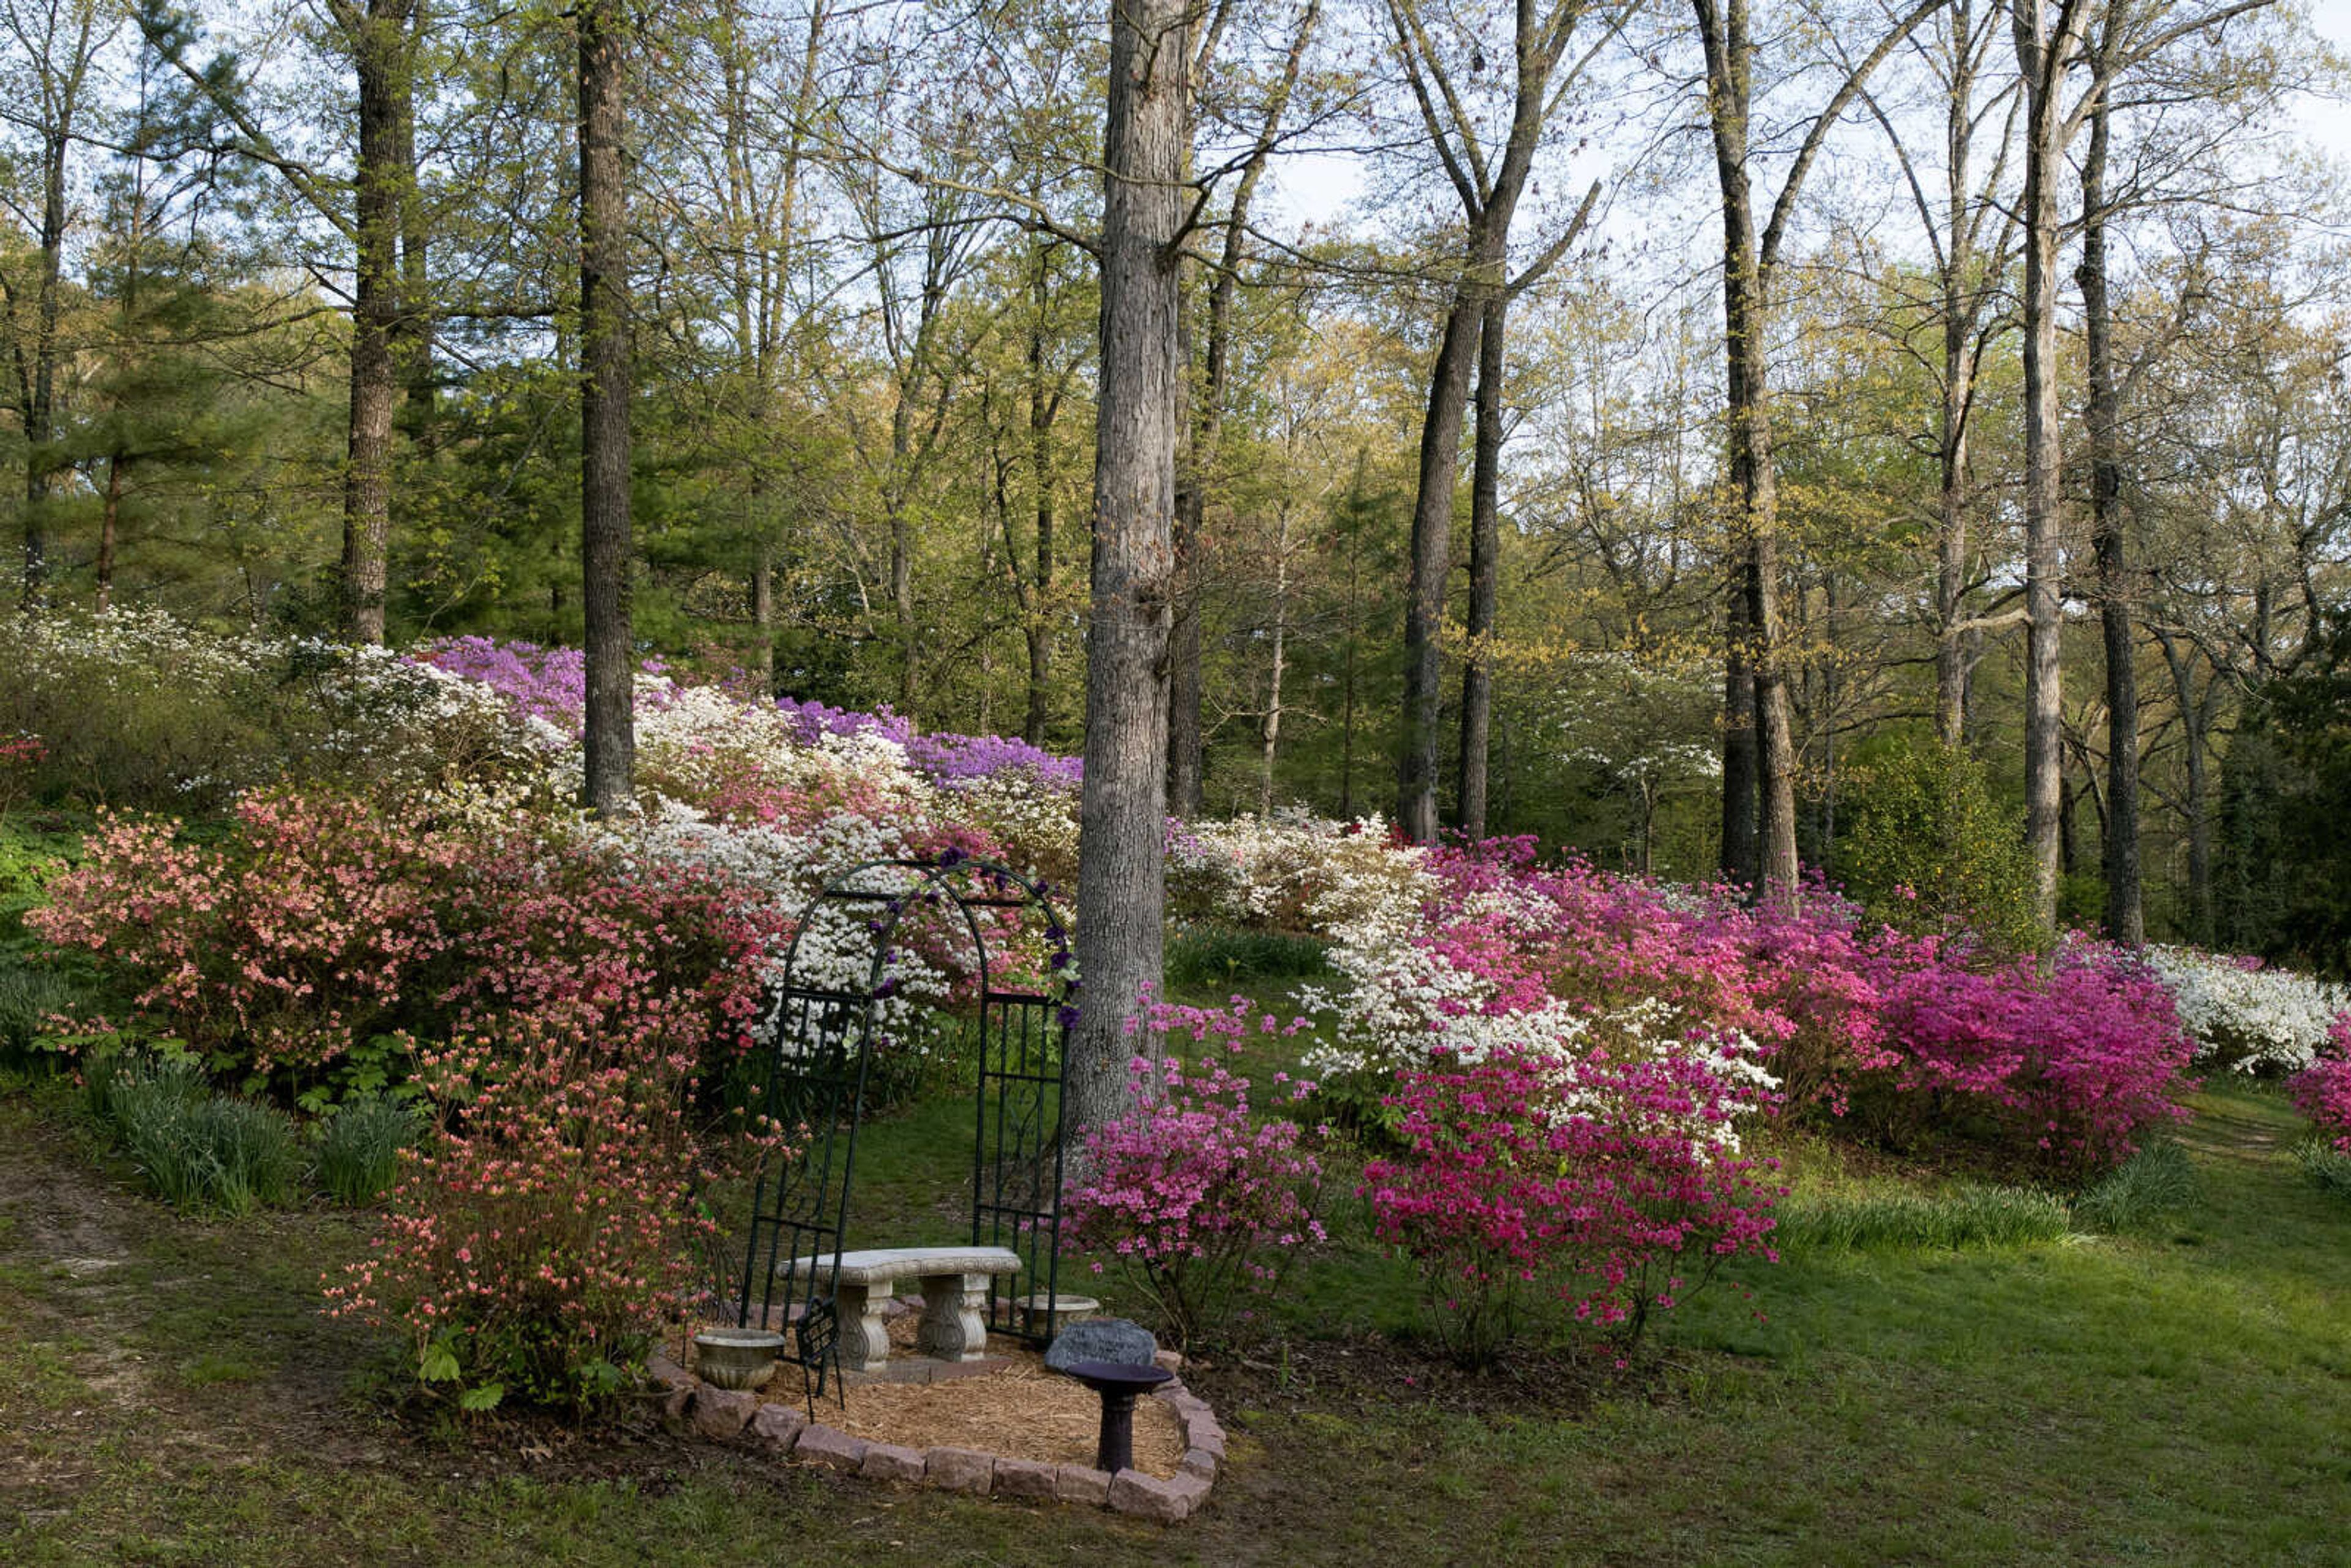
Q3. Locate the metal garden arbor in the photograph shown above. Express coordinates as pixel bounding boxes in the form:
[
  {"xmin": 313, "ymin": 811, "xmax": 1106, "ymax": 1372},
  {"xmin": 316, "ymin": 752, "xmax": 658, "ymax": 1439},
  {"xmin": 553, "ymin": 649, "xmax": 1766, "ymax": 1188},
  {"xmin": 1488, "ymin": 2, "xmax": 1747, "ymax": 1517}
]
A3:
[{"xmin": 732, "ymin": 854, "xmax": 1073, "ymax": 1400}]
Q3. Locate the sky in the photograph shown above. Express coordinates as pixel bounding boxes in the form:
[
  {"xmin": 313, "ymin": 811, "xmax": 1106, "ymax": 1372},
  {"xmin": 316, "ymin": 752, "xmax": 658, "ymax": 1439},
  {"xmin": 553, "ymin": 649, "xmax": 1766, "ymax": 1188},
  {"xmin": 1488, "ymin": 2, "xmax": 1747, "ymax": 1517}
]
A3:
[{"xmin": 1262, "ymin": 3, "xmax": 2351, "ymax": 240}]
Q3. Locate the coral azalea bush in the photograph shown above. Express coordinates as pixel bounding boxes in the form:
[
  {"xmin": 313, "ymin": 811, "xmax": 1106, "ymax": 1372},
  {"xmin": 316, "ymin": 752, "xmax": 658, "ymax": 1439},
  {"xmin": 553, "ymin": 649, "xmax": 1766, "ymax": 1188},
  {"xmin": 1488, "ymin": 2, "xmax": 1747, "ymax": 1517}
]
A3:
[
  {"xmin": 325, "ymin": 1022, "xmax": 717, "ymax": 1411},
  {"xmin": 29, "ymin": 790, "xmax": 785, "ymax": 1105}
]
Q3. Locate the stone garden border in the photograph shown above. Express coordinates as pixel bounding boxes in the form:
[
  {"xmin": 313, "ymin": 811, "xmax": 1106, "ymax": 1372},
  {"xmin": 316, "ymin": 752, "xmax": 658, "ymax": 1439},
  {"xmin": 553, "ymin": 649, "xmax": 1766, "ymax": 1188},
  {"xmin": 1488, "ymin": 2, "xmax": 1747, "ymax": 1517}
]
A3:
[{"xmin": 647, "ymin": 1346, "xmax": 1226, "ymax": 1524}]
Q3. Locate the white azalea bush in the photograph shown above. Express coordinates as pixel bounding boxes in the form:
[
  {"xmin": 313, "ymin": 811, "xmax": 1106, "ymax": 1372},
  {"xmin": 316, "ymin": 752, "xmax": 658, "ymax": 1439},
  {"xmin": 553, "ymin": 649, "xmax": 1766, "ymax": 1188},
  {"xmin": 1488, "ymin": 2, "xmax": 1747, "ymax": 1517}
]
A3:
[
  {"xmin": 0, "ymin": 609, "xmax": 544, "ymax": 811},
  {"xmin": 2145, "ymin": 945, "xmax": 2348, "ymax": 1072},
  {"xmin": 1167, "ymin": 809, "xmax": 1433, "ymax": 935}
]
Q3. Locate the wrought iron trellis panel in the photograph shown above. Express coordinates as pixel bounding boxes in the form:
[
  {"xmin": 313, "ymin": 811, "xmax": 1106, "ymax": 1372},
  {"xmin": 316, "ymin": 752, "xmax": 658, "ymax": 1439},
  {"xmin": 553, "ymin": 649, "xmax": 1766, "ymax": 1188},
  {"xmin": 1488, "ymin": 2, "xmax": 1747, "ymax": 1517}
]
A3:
[
  {"xmin": 734, "ymin": 857, "xmax": 1072, "ymax": 1405},
  {"xmin": 973, "ymin": 984, "xmax": 1067, "ymax": 1345}
]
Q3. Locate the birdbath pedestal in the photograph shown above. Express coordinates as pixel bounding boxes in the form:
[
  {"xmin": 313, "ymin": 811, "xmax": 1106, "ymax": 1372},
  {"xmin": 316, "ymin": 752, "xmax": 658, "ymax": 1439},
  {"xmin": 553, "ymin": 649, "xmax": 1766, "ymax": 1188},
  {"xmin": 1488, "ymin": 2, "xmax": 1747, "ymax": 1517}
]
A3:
[{"xmin": 1058, "ymin": 1359, "xmax": 1175, "ymax": 1474}]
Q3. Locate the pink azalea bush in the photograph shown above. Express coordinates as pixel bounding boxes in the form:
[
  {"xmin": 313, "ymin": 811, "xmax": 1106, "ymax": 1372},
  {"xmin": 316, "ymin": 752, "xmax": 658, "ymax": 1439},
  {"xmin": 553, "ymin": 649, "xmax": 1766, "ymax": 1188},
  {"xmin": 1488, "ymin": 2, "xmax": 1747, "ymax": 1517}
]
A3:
[
  {"xmin": 2290, "ymin": 1013, "xmax": 2351, "ymax": 1153},
  {"xmin": 1362, "ymin": 1022, "xmax": 1782, "ymax": 1364},
  {"xmin": 1061, "ymin": 999, "xmax": 1326, "ymax": 1348},
  {"xmin": 1312, "ymin": 839, "xmax": 2198, "ymax": 1172},
  {"xmin": 1861, "ymin": 936, "xmax": 2196, "ymax": 1166},
  {"xmin": 324, "ymin": 1020, "xmax": 718, "ymax": 1411},
  {"xmin": 28, "ymin": 791, "xmax": 787, "ymax": 1103}
]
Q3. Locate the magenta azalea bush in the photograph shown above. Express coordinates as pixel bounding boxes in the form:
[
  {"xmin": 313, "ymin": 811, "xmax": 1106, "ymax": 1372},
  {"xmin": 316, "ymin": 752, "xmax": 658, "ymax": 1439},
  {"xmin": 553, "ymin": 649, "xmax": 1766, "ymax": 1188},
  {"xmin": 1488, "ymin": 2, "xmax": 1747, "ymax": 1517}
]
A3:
[
  {"xmin": 1311, "ymin": 839, "xmax": 2199, "ymax": 1172},
  {"xmin": 1363, "ymin": 1022, "xmax": 1782, "ymax": 1364},
  {"xmin": 1062, "ymin": 1000, "xmax": 1326, "ymax": 1348},
  {"xmin": 2290, "ymin": 1014, "xmax": 2351, "ymax": 1153}
]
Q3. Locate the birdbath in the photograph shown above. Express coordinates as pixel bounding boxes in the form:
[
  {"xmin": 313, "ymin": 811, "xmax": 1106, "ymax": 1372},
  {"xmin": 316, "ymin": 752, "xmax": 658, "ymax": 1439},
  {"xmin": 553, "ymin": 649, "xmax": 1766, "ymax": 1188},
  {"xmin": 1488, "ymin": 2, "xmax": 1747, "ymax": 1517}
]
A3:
[{"xmin": 1059, "ymin": 1359, "xmax": 1175, "ymax": 1474}]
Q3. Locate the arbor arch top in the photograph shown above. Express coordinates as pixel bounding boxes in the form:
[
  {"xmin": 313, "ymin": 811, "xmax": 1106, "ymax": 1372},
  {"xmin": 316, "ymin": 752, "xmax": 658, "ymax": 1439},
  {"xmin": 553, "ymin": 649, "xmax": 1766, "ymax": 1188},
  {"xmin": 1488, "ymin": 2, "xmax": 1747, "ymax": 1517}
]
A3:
[{"xmin": 733, "ymin": 853, "xmax": 1074, "ymax": 1401}]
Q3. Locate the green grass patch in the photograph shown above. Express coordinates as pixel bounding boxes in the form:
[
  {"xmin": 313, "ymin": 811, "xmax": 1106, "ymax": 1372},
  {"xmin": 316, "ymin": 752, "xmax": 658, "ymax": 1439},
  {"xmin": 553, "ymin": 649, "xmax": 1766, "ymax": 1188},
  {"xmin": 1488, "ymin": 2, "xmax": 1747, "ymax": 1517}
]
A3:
[
  {"xmin": 2292, "ymin": 1136, "xmax": 2351, "ymax": 1199},
  {"xmin": 89, "ymin": 1052, "xmax": 307, "ymax": 1216},
  {"xmin": 2072, "ymin": 1138, "xmax": 2202, "ymax": 1232},
  {"xmin": 1166, "ymin": 923, "xmax": 1332, "ymax": 987},
  {"xmin": 310, "ymin": 1092, "xmax": 421, "ymax": 1206},
  {"xmin": 1772, "ymin": 1182, "xmax": 2072, "ymax": 1252}
]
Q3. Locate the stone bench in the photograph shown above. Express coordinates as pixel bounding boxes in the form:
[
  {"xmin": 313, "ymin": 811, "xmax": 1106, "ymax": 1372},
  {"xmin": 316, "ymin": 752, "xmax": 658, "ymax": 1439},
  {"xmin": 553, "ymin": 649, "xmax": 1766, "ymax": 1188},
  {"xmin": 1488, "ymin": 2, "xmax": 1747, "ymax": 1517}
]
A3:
[{"xmin": 806, "ymin": 1246, "xmax": 1024, "ymax": 1371}]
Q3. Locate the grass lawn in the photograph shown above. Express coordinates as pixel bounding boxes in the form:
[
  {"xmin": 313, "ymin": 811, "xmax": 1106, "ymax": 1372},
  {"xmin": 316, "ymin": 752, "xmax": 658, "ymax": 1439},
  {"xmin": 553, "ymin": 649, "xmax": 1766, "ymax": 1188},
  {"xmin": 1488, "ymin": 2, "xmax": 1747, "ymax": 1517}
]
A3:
[{"xmin": 2, "ymin": 1067, "xmax": 2347, "ymax": 1566}]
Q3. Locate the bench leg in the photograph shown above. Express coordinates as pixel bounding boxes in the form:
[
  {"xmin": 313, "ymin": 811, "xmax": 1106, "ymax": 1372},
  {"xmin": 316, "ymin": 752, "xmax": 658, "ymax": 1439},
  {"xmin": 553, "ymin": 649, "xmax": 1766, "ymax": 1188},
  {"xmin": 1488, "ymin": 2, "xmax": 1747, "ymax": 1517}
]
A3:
[
  {"xmin": 916, "ymin": 1272, "xmax": 991, "ymax": 1362},
  {"xmin": 834, "ymin": 1278, "xmax": 894, "ymax": 1372}
]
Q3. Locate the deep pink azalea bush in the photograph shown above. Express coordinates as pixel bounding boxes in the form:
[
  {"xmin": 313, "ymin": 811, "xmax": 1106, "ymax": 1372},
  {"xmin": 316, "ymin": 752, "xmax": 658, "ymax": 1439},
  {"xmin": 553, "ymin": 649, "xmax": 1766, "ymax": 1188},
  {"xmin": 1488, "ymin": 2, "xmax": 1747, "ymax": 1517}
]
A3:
[
  {"xmin": 1062, "ymin": 1000, "xmax": 1326, "ymax": 1348},
  {"xmin": 1862, "ymin": 936, "xmax": 2195, "ymax": 1167},
  {"xmin": 1316, "ymin": 840, "xmax": 2198, "ymax": 1172},
  {"xmin": 1362, "ymin": 1027, "xmax": 1782, "ymax": 1364},
  {"xmin": 324, "ymin": 1019, "xmax": 719, "ymax": 1411},
  {"xmin": 2290, "ymin": 1013, "xmax": 2351, "ymax": 1152}
]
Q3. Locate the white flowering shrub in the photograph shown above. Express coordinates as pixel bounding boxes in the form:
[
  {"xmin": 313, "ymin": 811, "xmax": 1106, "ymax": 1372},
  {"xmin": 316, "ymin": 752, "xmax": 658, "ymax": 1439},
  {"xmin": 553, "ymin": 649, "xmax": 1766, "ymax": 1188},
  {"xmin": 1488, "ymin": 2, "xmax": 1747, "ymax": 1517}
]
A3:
[
  {"xmin": 2145, "ymin": 945, "xmax": 2348, "ymax": 1073},
  {"xmin": 0, "ymin": 609, "xmax": 541, "ymax": 811},
  {"xmin": 1168, "ymin": 811, "xmax": 1433, "ymax": 936}
]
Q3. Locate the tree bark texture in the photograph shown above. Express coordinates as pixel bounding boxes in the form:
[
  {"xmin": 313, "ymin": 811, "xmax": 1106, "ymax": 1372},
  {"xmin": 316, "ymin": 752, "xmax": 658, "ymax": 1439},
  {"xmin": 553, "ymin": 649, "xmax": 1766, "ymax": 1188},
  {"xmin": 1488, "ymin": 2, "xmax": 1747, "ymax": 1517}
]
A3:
[
  {"xmin": 2013, "ymin": 0, "xmax": 2086, "ymax": 933},
  {"xmin": 1455, "ymin": 293, "xmax": 1506, "ymax": 839},
  {"xmin": 1398, "ymin": 287, "xmax": 1485, "ymax": 842},
  {"xmin": 1695, "ymin": 0, "xmax": 1799, "ymax": 903},
  {"xmin": 337, "ymin": 0, "xmax": 412, "ymax": 644},
  {"xmin": 1069, "ymin": 0, "xmax": 1188, "ymax": 1138},
  {"xmin": 578, "ymin": 0, "xmax": 635, "ymax": 814},
  {"xmin": 2081, "ymin": 68, "xmax": 2142, "ymax": 945}
]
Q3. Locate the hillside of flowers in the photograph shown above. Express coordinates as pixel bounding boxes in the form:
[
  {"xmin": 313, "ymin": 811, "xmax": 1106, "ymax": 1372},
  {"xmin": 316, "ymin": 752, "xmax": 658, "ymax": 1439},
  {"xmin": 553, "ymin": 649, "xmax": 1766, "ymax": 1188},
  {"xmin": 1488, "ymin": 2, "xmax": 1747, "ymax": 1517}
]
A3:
[{"xmin": 7, "ymin": 609, "xmax": 2351, "ymax": 1397}]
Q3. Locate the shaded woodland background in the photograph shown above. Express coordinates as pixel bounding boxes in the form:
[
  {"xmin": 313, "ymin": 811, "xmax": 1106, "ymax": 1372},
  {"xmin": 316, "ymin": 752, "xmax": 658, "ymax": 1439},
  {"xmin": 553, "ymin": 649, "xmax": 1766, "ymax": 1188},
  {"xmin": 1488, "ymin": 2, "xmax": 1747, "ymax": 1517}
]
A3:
[{"xmin": 7, "ymin": 0, "xmax": 2351, "ymax": 961}]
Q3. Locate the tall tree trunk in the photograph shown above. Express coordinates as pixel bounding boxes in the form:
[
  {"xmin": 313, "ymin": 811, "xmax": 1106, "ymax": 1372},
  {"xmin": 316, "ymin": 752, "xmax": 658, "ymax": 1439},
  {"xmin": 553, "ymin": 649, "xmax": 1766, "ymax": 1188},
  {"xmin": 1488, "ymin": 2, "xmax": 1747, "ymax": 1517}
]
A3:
[
  {"xmin": 1455, "ymin": 293, "xmax": 1505, "ymax": 839},
  {"xmin": 1024, "ymin": 250, "xmax": 1058, "ymax": 749},
  {"xmin": 338, "ymin": 0, "xmax": 411, "ymax": 643},
  {"xmin": 1398, "ymin": 285, "xmax": 1487, "ymax": 841},
  {"xmin": 1720, "ymin": 580, "xmax": 1760, "ymax": 887},
  {"xmin": 1933, "ymin": 299, "xmax": 1975, "ymax": 746},
  {"xmin": 2158, "ymin": 632, "xmax": 2214, "ymax": 944},
  {"xmin": 21, "ymin": 4, "xmax": 99, "ymax": 609},
  {"xmin": 2080, "ymin": 66, "xmax": 2140, "ymax": 944},
  {"xmin": 1700, "ymin": 0, "xmax": 1799, "ymax": 903},
  {"xmin": 1166, "ymin": 0, "xmax": 1314, "ymax": 816},
  {"xmin": 2013, "ymin": 0, "xmax": 2085, "ymax": 933},
  {"xmin": 96, "ymin": 452, "xmax": 124, "ymax": 610},
  {"xmin": 1070, "ymin": 0, "xmax": 1188, "ymax": 1138},
  {"xmin": 750, "ymin": 535, "xmax": 774, "ymax": 694},
  {"xmin": 1261, "ymin": 503, "xmax": 1294, "ymax": 817},
  {"xmin": 578, "ymin": 0, "xmax": 634, "ymax": 814}
]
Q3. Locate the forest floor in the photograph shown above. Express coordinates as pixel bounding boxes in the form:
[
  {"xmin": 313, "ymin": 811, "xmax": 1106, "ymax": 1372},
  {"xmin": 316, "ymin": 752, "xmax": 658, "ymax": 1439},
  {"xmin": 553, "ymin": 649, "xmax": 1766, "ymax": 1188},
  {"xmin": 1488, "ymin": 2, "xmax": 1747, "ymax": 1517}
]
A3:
[{"xmin": 2, "ymin": 1076, "xmax": 2347, "ymax": 1566}]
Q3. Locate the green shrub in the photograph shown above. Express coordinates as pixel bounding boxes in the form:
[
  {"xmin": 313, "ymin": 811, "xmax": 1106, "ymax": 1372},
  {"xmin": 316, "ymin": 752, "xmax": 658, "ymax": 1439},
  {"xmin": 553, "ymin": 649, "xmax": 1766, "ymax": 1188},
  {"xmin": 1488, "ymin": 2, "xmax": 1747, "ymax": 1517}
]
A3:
[
  {"xmin": 2292, "ymin": 1138, "xmax": 2351, "ymax": 1200},
  {"xmin": 97, "ymin": 1053, "xmax": 304, "ymax": 1215},
  {"xmin": 0, "ymin": 955, "xmax": 78, "ymax": 1063},
  {"xmin": 312, "ymin": 1093, "xmax": 421, "ymax": 1206},
  {"xmin": 1167, "ymin": 924, "xmax": 1332, "ymax": 986},
  {"xmin": 1839, "ymin": 739, "xmax": 2043, "ymax": 956},
  {"xmin": 2072, "ymin": 1139, "xmax": 2201, "ymax": 1232},
  {"xmin": 1774, "ymin": 1184, "xmax": 2071, "ymax": 1251}
]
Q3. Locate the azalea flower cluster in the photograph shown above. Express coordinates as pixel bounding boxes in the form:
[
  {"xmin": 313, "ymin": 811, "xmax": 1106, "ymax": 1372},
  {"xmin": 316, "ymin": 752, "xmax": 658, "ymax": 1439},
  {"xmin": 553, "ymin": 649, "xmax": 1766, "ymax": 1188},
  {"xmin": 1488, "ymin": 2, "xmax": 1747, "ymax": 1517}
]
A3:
[
  {"xmin": 1060, "ymin": 999, "xmax": 1326, "ymax": 1348},
  {"xmin": 29, "ymin": 791, "xmax": 787, "ymax": 1098},
  {"xmin": 1, "ymin": 609, "xmax": 545, "ymax": 811},
  {"xmin": 2291, "ymin": 1014, "xmax": 2351, "ymax": 1153},
  {"xmin": 1166, "ymin": 809, "xmax": 1433, "ymax": 934},
  {"xmin": 1362, "ymin": 1023, "xmax": 1782, "ymax": 1363},
  {"xmin": 2144, "ymin": 945, "xmax": 2348, "ymax": 1072}
]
